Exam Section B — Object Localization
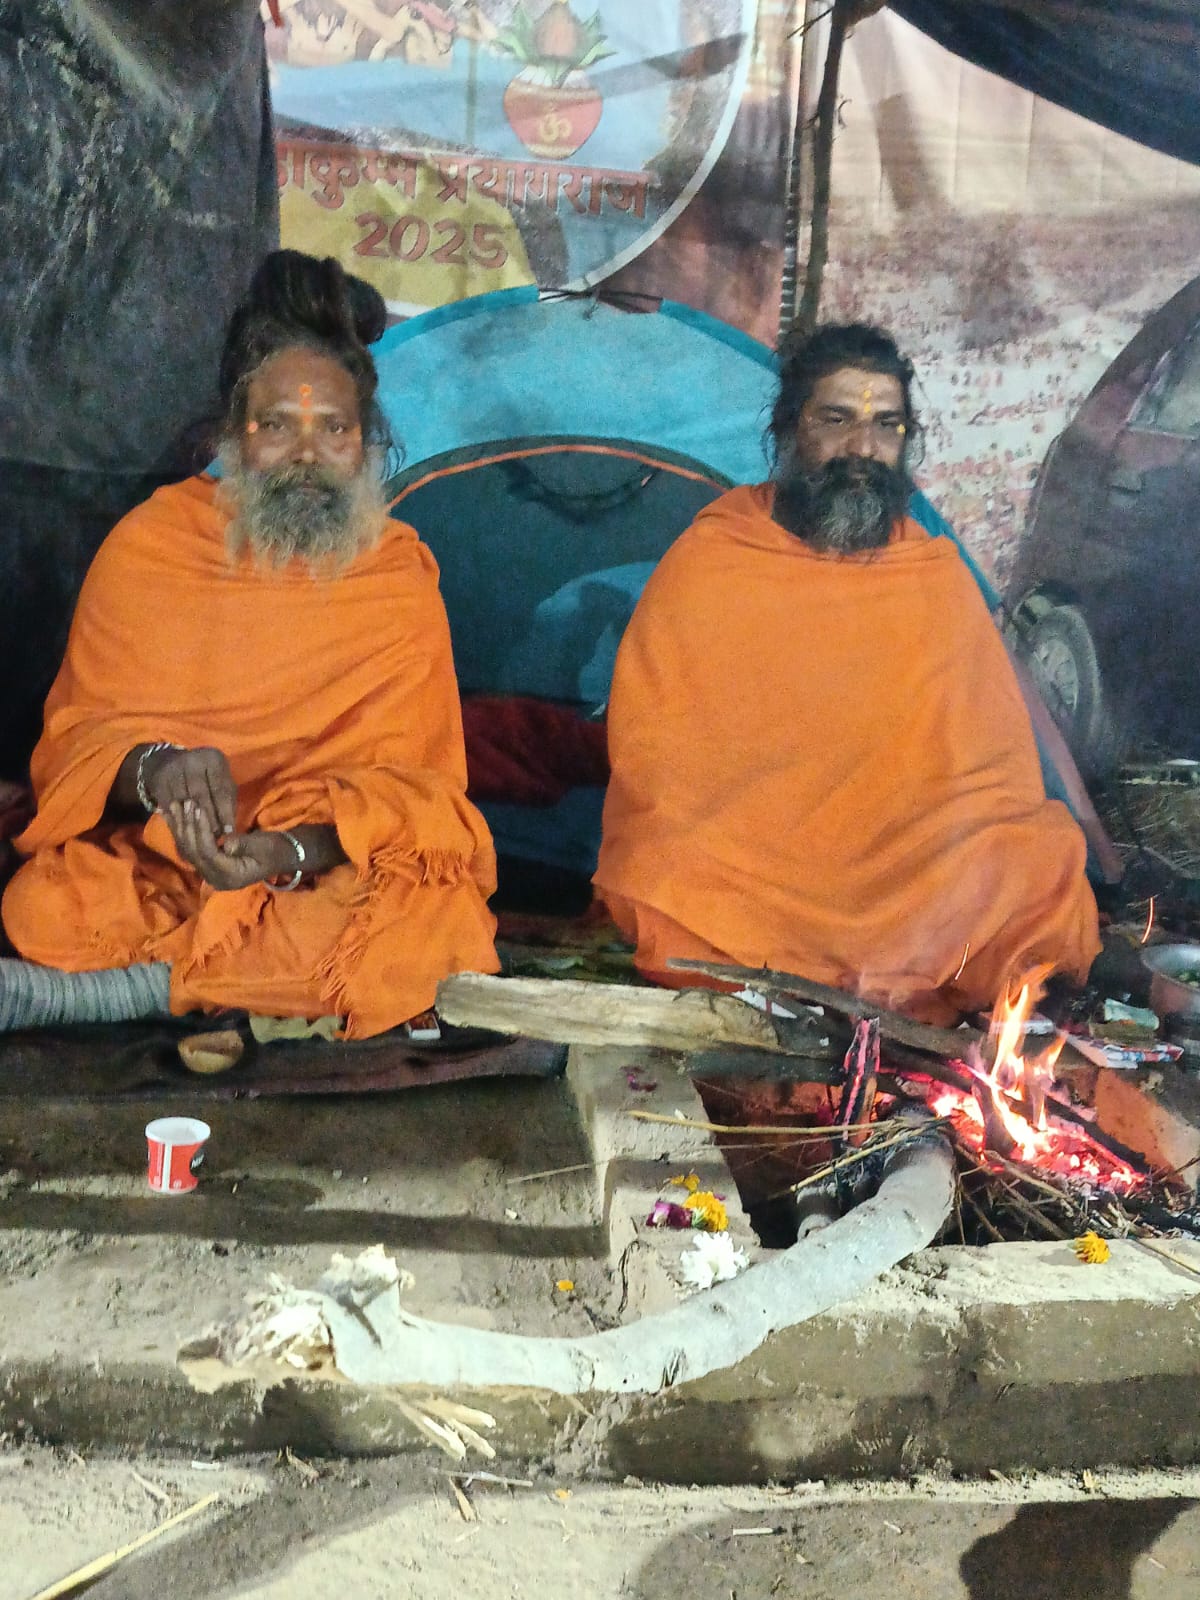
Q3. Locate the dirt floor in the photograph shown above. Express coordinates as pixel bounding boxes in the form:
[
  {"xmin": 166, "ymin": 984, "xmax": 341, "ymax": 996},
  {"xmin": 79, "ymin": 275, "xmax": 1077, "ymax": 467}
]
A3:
[
  {"xmin": 5, "ymin": 1444, "xmax": 1200, "ymax": 1600},
  {"xmin": 0, "ymin": 1077, "xmax": 635, "ymax": 1378}
]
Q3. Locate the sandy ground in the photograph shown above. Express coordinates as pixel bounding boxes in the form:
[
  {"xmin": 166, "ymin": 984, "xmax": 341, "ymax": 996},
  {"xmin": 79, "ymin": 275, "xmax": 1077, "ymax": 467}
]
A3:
[
  {"xmin": 6, "ymin": 1444, "xmax": 1200, "ymax": 1600},
  {"xmin": 0, "ymin": 1079, "xmax": 635, "ymax": 1376}
]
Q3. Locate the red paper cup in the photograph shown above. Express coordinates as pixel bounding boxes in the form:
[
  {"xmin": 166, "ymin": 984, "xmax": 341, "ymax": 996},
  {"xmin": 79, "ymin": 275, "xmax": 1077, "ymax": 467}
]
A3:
[{"xmin": 145, "ymin": 1116, "xmax": 210, "ymax": 1194}]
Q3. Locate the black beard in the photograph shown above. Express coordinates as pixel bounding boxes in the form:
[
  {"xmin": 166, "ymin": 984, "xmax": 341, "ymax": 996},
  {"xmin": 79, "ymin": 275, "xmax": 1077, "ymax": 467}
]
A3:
[
  {"xmin": 773, "ymin": 454, "xmax": 912, "ymax": 553},
  {"xmin": 220, "ymin": 456, "xmax": 384, "ymax": 570}
]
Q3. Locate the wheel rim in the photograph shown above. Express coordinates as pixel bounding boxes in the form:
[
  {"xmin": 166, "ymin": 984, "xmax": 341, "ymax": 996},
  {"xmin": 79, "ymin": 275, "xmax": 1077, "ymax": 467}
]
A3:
[{"xmin": 1030, "ymin": 635, "xmax": 1082, "ymax": 721}]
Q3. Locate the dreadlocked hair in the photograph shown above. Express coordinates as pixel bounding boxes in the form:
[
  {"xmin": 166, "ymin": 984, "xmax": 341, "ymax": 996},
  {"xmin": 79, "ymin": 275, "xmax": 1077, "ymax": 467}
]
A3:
[
  {"xmin": 219, "ymin": 249, "xmax": 392, "ymax": 451},
  {"xmin": 768, "ymin": 321, "xmax": 922, "ymax": 465}
]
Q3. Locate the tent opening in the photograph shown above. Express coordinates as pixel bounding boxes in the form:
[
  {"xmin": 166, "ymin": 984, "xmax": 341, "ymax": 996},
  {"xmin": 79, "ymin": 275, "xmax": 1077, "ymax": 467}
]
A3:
[{"xmin": 391, "ymin": 436, "xmax": 731, "ymax": 910}]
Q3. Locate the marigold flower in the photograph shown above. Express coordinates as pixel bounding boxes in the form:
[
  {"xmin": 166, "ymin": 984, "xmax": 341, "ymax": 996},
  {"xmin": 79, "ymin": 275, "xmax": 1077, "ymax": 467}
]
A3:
[
  {"xmin": 1073, "ymin": 1231, "xmax": 1110, "ymax": 1265},
  {"xmin": 555, "ymin": 1278, "xmax": 575, "ymax": 1292},
  {"xmin": 684, "ymin": 1190, "xmax": 729, "ymax": 1232},
  {"xmin": 670, "ymin": 1172, "xmax": 701, "ymax": 1193}
]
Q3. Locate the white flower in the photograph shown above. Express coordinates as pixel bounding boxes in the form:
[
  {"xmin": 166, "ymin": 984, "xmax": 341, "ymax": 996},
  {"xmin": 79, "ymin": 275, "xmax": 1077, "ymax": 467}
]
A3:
[{"xmin": 677, "ymin": 1230, "xmax": 748, "ymax": 1291}]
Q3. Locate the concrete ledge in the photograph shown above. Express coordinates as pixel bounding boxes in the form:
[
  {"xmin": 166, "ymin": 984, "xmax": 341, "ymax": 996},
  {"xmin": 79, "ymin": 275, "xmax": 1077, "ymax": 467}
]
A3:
[
  {"xmin": 1, "ymin": 1358, "xmax": 576, "ymax": 1460},
  {"xmin": 608, "ymin": 1240, "xmax": 1200, "ymax": 1481},
  {"xmin": 5, "ymin": 1057, "xmax": 1200, "ymax": 1481},
  {"xmin": 9, "ymin": 1237, "xmax": 1199, "ymax": 1481},
  {"xmin": 565, "ymin": 1045, "xmax": 760, "ymax": 1316}
]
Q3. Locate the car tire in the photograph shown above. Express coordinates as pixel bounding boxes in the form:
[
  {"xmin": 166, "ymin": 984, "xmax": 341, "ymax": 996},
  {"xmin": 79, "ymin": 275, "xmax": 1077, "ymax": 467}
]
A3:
[{"xmin": 1017, "ymin": 603, "xmax": 1117, "ymax": 776}]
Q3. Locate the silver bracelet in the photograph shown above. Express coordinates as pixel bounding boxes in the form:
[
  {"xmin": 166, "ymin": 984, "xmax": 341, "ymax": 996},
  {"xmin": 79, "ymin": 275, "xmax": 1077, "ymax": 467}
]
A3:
[
  {"xmin": 134, "ymin": 742, "xmax": 183, "ymax": 814},
  {"xmin": 271, "ymin": 830, "xmax": 306, "ymax": 892}
]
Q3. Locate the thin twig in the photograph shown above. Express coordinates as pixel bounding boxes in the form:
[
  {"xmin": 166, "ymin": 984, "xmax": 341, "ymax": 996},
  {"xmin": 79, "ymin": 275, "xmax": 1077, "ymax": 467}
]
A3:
[
  {"xmin": 1155, "ymin": 1151, "xmax": 1200, "ymax": 1184},
  {"xmin": 130, "ymin": 1470, "xmax": 171, "ymax": 1507},
  {"xmin": 1133, "ymin": 1236, "xmax": 1200, "ymax": 1280},
  {"xmin": 995, "ymin": 1182, "xmax": 1070, "ymax": 1240},
  {"xmin": 509, "ymin": 1161, "xmax": 599, "ymax": 1184},
  {"xmin": 956, "ymin": 1145, "xmax": 1076, "ymax": 1239},
  {"xmin": 627, "ymin": 1109, "xmax": 893, "ymax": 1138},
  {"xmin": 449, "ymin": 1478, "xmax": 478, "ymax": 1522},
  {"xmin": 990, "ymin": 1153, "xmax": 1080, "ymax": 1205},
  {"xmin": 28, "ymin": 1493, "xmax": 221, "ymax": 1600},
  {"xmin": 770, "ymin": 1121, "xmax": 948, "ymax": 1201},
  {"xmin": 961, "ymin": 1186, "xmax": 1006, "ymax": 1243},
  {"xmin": 450, "ymin": 1471, "xmax": 534, "ymax": 1489}
]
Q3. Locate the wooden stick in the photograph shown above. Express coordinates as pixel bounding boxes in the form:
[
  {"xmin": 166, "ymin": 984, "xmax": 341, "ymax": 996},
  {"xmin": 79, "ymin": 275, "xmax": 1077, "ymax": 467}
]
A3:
[
  {"xmin": 436, "ymin": 973, "xmax": 833, "ymax": 1056},
  {"xmin": 508, "ymin": 1161, "xmax": 599, "ymax": 1184},
  {"xmin": 627, "ymin": 1109, "xmax": 890, "ymax": 1137},
  {"xmin": 794, "ymin": 0, "xmax": 854, "ymax": 332},
  {"xmin": 995, "ymin": 1182, "xmax": 1069, "ymax": 1240},
  {"xmin": 667, "ymin": 959, "xmax": 983, "ymax": 1059},
  {"xmin": 990, "ymin": 1152, "xmax": 1080, "ymax": 1205},
  {"xmin": 961, "ymin": 1186, "xmax": 1006, "ymax": 1244},
  {"xmin": 1133, "ymin": 1237, "xmax": 1200, "ymax": 1280},
  {"xmin": 29, "ymin": 1492, "xmax": 220, "ymax": 1600},
  {"xmin": 771, "ymin": 1121, "xmax": 947, "ymax": 1200},
  {"xmin": 448, "ymin": 1478, "xmax": 478, "ymax": 1522},
  {"xmin": 130, "ymin": 1469, "xmax": 171, "ymax": 1507}
]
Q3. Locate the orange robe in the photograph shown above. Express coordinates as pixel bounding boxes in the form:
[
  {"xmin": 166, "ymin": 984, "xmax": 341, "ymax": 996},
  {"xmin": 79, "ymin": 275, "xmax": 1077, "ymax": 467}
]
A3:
[
  {"xmin": 594, "ymin": 485, "xmax": 1099, "ymax": 1024},
  {"xmin": 2, "ymin": 476, "xmax": 499, "ymax": 1037}
]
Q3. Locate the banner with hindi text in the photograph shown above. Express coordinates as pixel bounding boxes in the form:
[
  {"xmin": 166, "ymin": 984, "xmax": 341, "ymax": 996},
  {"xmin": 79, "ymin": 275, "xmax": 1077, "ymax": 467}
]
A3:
[{"xmin": 265, "ymin": 0, "xmax": 797, "ymax": 340}]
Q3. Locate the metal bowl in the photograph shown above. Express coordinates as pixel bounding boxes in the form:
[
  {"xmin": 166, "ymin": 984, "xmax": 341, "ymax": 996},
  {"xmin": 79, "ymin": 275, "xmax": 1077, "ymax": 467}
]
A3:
[{"xmin": 1142, "ymin": 943, "xmax": 1200, "ymax": 1020}]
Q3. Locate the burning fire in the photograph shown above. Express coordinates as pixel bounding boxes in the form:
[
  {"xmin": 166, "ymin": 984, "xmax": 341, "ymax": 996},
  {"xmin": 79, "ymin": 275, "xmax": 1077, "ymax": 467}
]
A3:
[{"xmin": 928, "ymin": 971, "xmax": 1143, "ymax": 1194}]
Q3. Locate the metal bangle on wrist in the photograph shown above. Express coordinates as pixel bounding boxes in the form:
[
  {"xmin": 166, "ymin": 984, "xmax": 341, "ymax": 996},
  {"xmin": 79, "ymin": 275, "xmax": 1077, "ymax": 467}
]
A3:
[
  {"xmin": 134, "ymin": 742, "xmax": 183, "ymax": 814},
  {"xmin": 271, "ymin": 830, "xmax": 307, "ymax": 892}
]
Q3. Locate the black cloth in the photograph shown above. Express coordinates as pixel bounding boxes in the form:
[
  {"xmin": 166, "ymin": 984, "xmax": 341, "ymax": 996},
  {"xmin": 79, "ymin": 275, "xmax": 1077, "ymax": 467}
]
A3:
[
  {"xmin": 0, "ymin": 1, "xmax": 278, "ymax": 777},
  {"xmin": 891, "ymin": 2, "xmax": 1200, "ymax": 167}
]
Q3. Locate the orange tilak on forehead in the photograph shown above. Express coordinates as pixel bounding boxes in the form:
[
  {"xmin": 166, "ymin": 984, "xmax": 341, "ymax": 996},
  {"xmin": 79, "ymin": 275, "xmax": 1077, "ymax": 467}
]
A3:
[
  {"xmin": 298, "ymin": 383, "xmax": 314, "ymax": 412},
  {"xmin": 246, "ymin": 420, "xmax": 259, "ymax": 434}
]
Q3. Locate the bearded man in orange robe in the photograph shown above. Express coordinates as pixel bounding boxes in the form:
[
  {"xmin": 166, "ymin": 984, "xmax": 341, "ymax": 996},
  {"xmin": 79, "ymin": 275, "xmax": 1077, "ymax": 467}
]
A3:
[
  {"xmin": 0, "ymin": 251, "xmax": 498, "ymax": 1038},
  {"xmin": 595, "ymin": 323, "xmax": 1099, "ymax": 1025}
]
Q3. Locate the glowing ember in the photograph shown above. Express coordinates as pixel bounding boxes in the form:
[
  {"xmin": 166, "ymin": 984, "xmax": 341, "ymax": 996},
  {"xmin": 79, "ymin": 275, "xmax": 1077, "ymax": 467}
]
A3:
[{"xmin": 927, "ymin": 971, "xmax": 1144, "ymax": 1195}]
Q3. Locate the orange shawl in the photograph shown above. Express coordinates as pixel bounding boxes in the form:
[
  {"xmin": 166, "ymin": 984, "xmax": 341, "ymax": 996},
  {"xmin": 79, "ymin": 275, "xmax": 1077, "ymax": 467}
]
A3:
[
  {"xmin": 5, "ymin": 476, "xmax": 498, "ymax": 1035},
  {"xmin": 594, "ymin": 484, "xmax": 1099, "ymax": 1023}
]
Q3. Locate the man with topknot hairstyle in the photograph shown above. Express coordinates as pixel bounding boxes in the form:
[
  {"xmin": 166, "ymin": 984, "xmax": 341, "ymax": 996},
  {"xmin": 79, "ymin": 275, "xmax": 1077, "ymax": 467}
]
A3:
[{"xmin": 0, "ymin": 251, "xmax": 499, "ymax": 1039}]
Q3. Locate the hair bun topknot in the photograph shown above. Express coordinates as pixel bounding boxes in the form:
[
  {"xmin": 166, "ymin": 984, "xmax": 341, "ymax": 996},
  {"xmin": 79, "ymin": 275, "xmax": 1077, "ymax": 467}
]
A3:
[{"xmin": 245, "ymin": 249, "xmax": 387, "ymax": 348}]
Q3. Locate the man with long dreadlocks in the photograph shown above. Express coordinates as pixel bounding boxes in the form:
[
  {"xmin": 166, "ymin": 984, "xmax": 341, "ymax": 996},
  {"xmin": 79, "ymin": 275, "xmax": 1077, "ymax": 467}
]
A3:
[
  {"xmin": 1, "ymin": 250, "xmax": 499, "ymax": 1038},
  {"xmin": 595, "ymin": 322, "xmax": 1099, "ymax": 1025}
]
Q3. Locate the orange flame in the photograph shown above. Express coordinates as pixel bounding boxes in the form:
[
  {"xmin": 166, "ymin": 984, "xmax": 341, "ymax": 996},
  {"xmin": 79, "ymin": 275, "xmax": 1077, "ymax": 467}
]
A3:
[
  {"xmin": 970, "ymin": 970, "xmax": 1062, "ymax": 1161},
  {"xmin": 928, "ymin": 967, "xmax": 1142, "ymax": 1194},
  {"xmin": 1141, "ymin": 896, "xmax": 1156, "ymax": 945}
]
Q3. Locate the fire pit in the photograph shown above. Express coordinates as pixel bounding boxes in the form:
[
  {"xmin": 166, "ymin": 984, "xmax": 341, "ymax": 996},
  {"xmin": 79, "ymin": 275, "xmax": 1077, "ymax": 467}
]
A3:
[
  {"xmin": 664, "ymin": 958, "xmax": 1192, "ymax": 1253},
  {"xmin": 912, "ymin": 975, "xmax": 1154, "ymax": 1245}
]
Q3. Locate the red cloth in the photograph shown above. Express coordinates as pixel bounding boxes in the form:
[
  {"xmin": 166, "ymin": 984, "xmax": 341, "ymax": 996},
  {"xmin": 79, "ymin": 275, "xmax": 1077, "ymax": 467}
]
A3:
[{"xmin": 462, "ymin": 696, "xmax": 609, "ymax": 807}]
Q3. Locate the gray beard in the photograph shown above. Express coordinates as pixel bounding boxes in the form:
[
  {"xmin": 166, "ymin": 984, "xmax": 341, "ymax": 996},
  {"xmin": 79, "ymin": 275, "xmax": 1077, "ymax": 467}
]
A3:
[
  {"xmin": 773, "ymin": 450, "xmax": 911, "ymax": 554},
  {"xmin": 217, "ymin": 445, "xmax": 386, "ymax": 571}
]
